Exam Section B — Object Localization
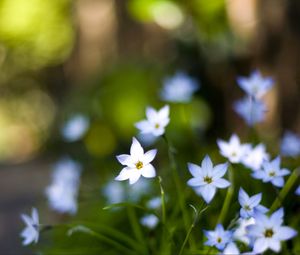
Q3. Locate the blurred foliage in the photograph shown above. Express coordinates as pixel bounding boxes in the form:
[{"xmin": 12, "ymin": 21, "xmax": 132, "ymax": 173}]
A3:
[{"xmin": 0, "ymin": 0, "xmax": 74, "ymax": 70}]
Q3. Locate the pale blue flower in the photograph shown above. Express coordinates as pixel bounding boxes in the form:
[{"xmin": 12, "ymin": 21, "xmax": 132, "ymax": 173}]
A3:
[
  {"xmin": 247, "ymin": 208, "xmax": 297, "ymax": 253},
  {"xmin": 140, "ymin": 214, "xmax": 159, "ymax": 229},
  {"xmin": 238, "ymin": 188, "xmax": 268, "ymax": 218},
  {"xmin": 237, "ymin": 70, "xmax": 274, "ymax": 98},
  {"xmin": 115, "ymin": 138, "xmax": 157, "ymax": 185},
  {"xmin": 135, "ymin": 105, "xmax": 170, "ymax": 137},
  {"xmin": 187, "ymin": 155, "xmax": 230, "ymax": 204},
  {"xmin": 252, "ymin": 157, "xmax": 290, "ymax": 187},
  {"xmin": 161, "ymin": 72, "xmax": 199, "ymax": 103},
  {"xmin": 234, "ymin": 97, "xmax": 267, "ymax": 126},
  {"xmin": 46, "ymin": 158, "xmax": 81, "ymax": 214},
  {"xmin": 103, "ymin": 181, "xmax": 125, "ymax": 204},
  {"xmin": 233, "ymin": 217, "xmax": 256, "ymax": 245},
  {"xmin": 217, "ymin": 134, "xmax": 251, "ymax": 163},
  {"xmin": 242, "ymin": 143, "xmax": 269, "ymax": 171},
  {"xmin": 147, "ymin": 197, "xmax": 161, "ymax": 209},
  {"xmin": 61, "ymin": 114, "xmax": 89, "ymax": 142},
  {"xmin": 222, "ymin": 242, "xmax": 240, "ymax": 254},
  {"xmin": 295, "ymin": 186, "xmax": 300, "ymax": 196},
  {"xmin": 280, "ymin": 131, "xmax": 300, "ymax": 157},
  {"xmin": 20, "ymin": 208, "xmax": 40, "ymax": 246},
  {"xmin": 204, "ymin": 224, "xmax": 233, "ymax": 250}
]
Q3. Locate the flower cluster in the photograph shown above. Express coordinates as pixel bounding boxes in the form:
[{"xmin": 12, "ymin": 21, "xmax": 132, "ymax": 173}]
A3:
[{"xmin": 20, "ymin": 69, "xmax": 298, "ymax": 255}]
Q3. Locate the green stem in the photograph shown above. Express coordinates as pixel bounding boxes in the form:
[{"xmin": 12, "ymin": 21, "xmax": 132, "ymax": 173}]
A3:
[
  {"xmin": 158, "ymin": 176, "xmax": 166, "ymax": 224},
  {"xmin": 162, "ymin": 135, "xmax": 194, "ymax": 248},
  {"xmin": 179, "ymin": 203, "xmax": 207, "ymax": 255},
  {"xmin": 217, "ymin": 164, "xmax": 234, "ymax": 224},
  {"xmin": 127, "ymin": 206, "xmax": 148, "ymax": 254},
  {"xmin": 269, "ymin": 167, "xmax": 299, "ymax": 213}
]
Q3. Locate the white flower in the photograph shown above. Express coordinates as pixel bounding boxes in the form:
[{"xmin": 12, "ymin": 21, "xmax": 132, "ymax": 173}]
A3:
[
  {"xmin": 248, "ymin": 208, "xmax": 297, "ymax": 253},
  {"xmin": 115, "ymin": 138, "xmax": 157, "ymax": 185},
  {"xmin": 237, "ymin": 70, "xmax": 274, "ymax": 98},
  {"xmin": 217, "ymin": 134, "xmax": 251, "ymax": 163},
  {"xmin": 187, "ymin": 155, "xmax": 230, "ymax": 203},
  {"xmin": 242, "ymin": 143, "xmax": 269, "ymax": 171},
  {"xmin": 20, "ymin": 208, "xmax": 40, "ymax": 246},
  {"xmin": 252, "ymin": 157, "xmax": 290, "ymax": 187},
  {"xmin": 61, "ymin": 114, "xmax": 89, "ymax": 142},
  {"xmin": 46, "ymin": 158, "xmax": 81, "ymax": 214},
  {"xmin": 233, "ymin": 217, "xmax": 256, "ymax": 245},
  {"xmin": 160, "ymin": 72, "xmax": 199, "ymax": 103},
  {"xmin": 140, "ymin": 214, "xmax": 159, "ymax": 229},
  {"xmin": 135, "ymin": 105, "xmax": 170, "ymax": 137},
  {"xmin": 238, "ymin": 188, "xmax": 268, "ymax": 218}
]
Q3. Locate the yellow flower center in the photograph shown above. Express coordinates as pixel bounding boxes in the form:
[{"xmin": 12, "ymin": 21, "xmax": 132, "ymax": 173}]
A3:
[
  {"xmin": 135, "ymin": 161, "xmax": 143, "ymax": 170},
  {"xmin": 217, "ymin": 237, "xmax": 222, "ymax": 243},
  {"xmin": 155, "ymin": 123, "xmax": 160, "ymax": 129},
  {"xmin": 244, "ymin": 205, "xmax": 251, "ymax": 211},
  {"xmin": 269, "ymin": 171, "xmax": 276, "ymax": 177},
  {"xmin": 264, "ymin": 228, "xmax": 274, "ymax": 238},
  {"xmin": 204, "ymin": 176, "xmax": 213, "ymax": 184}
]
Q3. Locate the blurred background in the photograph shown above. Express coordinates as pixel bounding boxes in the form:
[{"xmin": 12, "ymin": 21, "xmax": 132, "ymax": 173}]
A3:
[{"xmin": 0, "ymin": 0, "xmax": 299, "ymax": 253}]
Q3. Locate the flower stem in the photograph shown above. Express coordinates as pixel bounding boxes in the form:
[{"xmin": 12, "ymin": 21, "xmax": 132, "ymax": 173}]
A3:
[
  {"xmin": 158, "ymin": 176, "xmax": 166, "ymax": 224},
  {"xmin": 162, "ymin": 135, "xmax": 195, "ymax": 248},
  {"xmin": 269, "ymin": 167, "xmax": 299, "ymax": 213},
  {"xmin": 178, "ymin": 203, "xmax": 207, "ymax": 255},
  {"xmin": 126, "ymin": 206, "xmax": 148, "ymax": 254},
  {"xmin": 217, "ymin": 164, "xmax": 234, "ymax": 224}
]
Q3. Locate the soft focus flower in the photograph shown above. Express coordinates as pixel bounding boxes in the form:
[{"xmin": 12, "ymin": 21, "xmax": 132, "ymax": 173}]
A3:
[
  {"xmin": 103, "ymin": 181, "xmax": 125, "ymax": 204},
  {"xmin": 187, "ymin": 155, "xmax": 230, "ymax": 203},
  {"xmin": 247, "ymin": 208, "xmax": 297, "ymax": 253},
  {"xmin": 46, "ymin": 158, "xmax": 81, "ymax": 214},
  {"xmin": 160, "ymin": 72, "xmax": 199, "ymax": 103},
  {"xmin": 115, "ymin": 138, "xmax": 157, "ymax": 185},
  {"xmin": 237, "ymin": 70, "xmax": 274, "ymax": 98},
  {"xmin": 234, "ymin": 97, "xmax": 266, "ymax": 126},
  {"xmin": 20, "ymin": 208, "xmax": 40, "ymax": 246},
  {"xmin": 140, "ymin": 214, "xmax": 159, "ymax": 229},
  {"xmin": 135, "ymin": 105, "xmax": 170, "ymax": 137},
  {"xmin": 233, "ymin": 217, "xmax": 256, "ymax": 245},
  {"xmin": 222, "ymin": 242, "xmax": 240, "ymax": 254},
  {"xmin": 242, "ymin": 143, "xmax": 269, "ymax": 171},
  {"xmin": 147, "ymin": 197, "xmax": 161, "ymax": 209},
  {"xmin": 61, "ymin": 114, "xmax": 89, "ymax": 142},
  {"xmin": 217, "ymin": 134, "xmax": 251, "ymax": 163},
  {"xmin": 238, "ymin": 188, "xmax": 268, "ymax": 218},
  {"xmin": 252, "ymin": 157, "xmax": 290, "ymax": 187},
  {"xmin": 204, "ymin": 224, "xmax": 233, "ymax": 250},
  {"xmin": 295, "ymin": 186, "xmax": 300, "ymax": 196},
  {"xmin": 280, "ymin": 131, "xmax": 300, "ymax": 157}
]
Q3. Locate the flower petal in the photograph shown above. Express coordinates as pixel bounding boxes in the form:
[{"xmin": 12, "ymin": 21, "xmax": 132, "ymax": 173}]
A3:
[
  {"xmin": 143, "ymin": 149, "xmax": 157, "ymax": 164},
  {"xmin": 141, "ymin": 164, "xmax": 156, "ymax": 178},
  {"xmin": 238, "ymin": 188, "xmax": 249, "ymax": 206},
  {"xmin": 249, "ymin": 193, "xmax": 262, "ymax": 207},
  {"xmin": 187, "ymin": 163, "xmax": 202, "ymax": 177},
  {"xmin": 213, "ymin": 178, "xmax": 230, "ymax": 188},
  {"xmin": 129, "ymin": 171, "xmax": 142, "ymax": 185},
  {"xmin": 268, "ymin": 239, "xmax": 281, "ymax": 252},
  {"xmin": 253, "ymin": 238, "xmax": 268, "ymax": 254},
  {"xmin": 271, "ymin": 177, "xmax": 284, "ymax": 187},
  {"xmin": 200, "ymin": 185, "xmax": 216, "ymax": 204},
  {"xmin": 275, "ymin": 226, "xmax": 297, "ymax": 241},
  {"xmin": 115, "ymin": 168, "xmax": 131, "ymax": 181},
  {"xmin": 116, "ymin": 154, "xmax": 133, "ymax": 166},
  {"xmin": 201, "ymin": 155, "xmax": 213, "ymax": 172},
  {"xmin": 146, "ymin": 107, "xmax": 157, "ymax": 122},
  {"xmin": 130, "ymin": 137, "xmax": 144, "ymax": 158},
  {"xmin": 187, "ymin": 177, "xmax": 205, "ymax": 187},
  {"xmin": 135, "ymin": 120, "xmax": 152, "ymax": 133},
  {"xmin": 212, "ymin": 163, "xmax": 228, "ymax": 178}
]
